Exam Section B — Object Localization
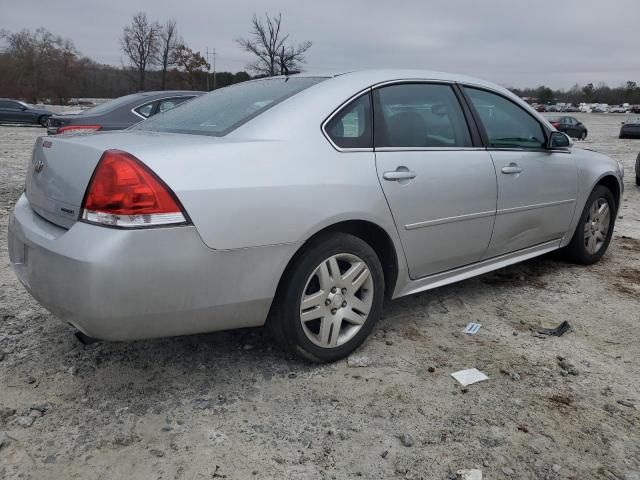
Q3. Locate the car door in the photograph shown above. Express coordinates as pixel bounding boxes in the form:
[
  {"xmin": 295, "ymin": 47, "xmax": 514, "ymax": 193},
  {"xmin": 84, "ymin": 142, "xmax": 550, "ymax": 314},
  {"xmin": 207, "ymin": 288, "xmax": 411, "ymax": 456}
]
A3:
[
  {"xmin": 462, "ymin": 86, "xmax": 578, "ymax": 258},
  {"xmin": 373, "ymin": 83, "xmax": 497, "ymax": 279}
]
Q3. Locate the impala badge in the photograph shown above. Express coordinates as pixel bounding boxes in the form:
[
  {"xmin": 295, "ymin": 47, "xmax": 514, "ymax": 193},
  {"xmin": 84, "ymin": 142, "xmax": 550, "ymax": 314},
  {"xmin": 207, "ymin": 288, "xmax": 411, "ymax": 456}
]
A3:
[{"xmin": 34, "ymin": 160, "xmax": 44, "ymax": 173}]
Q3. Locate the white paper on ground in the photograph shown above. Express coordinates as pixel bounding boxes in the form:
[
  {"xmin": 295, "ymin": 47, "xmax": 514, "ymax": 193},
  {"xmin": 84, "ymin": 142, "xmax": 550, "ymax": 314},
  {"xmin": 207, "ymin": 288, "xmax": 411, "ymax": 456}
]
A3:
[
  {"xmin": 451, "ymin": 368, "xmax": 489, "ymax": 386},
  {"xmin": 457, "ymin": 469, "xmax": 483, "ymax": 480},
  {"xmin": 463, "ymin": 323, "xmax": 481, "ymax": 334}
]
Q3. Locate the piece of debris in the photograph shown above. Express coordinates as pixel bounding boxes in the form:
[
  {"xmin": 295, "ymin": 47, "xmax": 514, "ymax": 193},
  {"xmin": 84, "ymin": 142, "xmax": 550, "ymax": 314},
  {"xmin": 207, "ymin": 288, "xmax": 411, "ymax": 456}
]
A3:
[
  {"xmin": 398, "ymin": 433, "xmax": 415, "ymax": 447},
  {"xmin": 549, "ymin": 394, "xmax": 574, "ymax": 406},
  {"xmin": 616, "ymin": 400, "xmax": 636, "ymax": 409},
  {"xmin": 537, "ymin": 321, "xmax": 571, "ymax": 337},
  {"xmin": 347, "ymin": 355, "xmax": 371, "ymax": 368},
  {"xmin": 456, "ymin": 469, "xmax": 482, "ymax": 480},
  {"xmin": 510, "ymin": 372, "xmax": 521, "ymax": 381},
  {"xmin": 557, "ymin": 357, "xmax": 579, "ymax": 376},
  {"xmin": 603, "ymin": 403, "xmax": 620, "ymax": 414},
  {"xmin": 463, "ymin": 323, "xmax": 481, "ymax": 335},
  {"xmin": 552, "ymin": 464, "xmax": 561, "ymax": 473},
  {"xmin": 451, "ymin": 368, "xmax": 489, "ymax": 387},
  {"xmin": 150, "ymin": 449, "xmax": 165, "ymax": 457},
  {"xmin": 16, "ymin": 416, "xmax": 34, "ymax": 427},
  {"xmin": 428, "ymin": 366, "xmax": 436, "ymax": 373},
  {"xmin": 502, "ymin": 467, "xmax": 515, "ymax": 476},
  {"xmin": 381, "ymin": 450, "xmax": 389, "ymax": 459}
]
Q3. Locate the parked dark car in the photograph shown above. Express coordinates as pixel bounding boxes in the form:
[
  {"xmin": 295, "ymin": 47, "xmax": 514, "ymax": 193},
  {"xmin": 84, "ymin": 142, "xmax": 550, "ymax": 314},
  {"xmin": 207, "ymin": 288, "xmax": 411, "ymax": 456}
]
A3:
[
  {"xmin": 547, "ymin": 115, "xmax": 588, "ymax": 140},
  {"xmin": 47, "ymin": 90, "xmax": 203, "ymax": 135},
  {"xmin": 0, "ymin": 99, "xmax": 52, "ymax": 127},
  {"xmin": 619, "ymin": 117, "xmax": 640, "ymax": 139}
]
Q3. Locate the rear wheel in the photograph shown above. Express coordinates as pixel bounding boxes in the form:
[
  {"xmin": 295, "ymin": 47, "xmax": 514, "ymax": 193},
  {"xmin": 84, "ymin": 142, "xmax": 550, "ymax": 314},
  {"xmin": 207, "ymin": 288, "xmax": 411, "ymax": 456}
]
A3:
[
  {"xmin": 563, "ymin": 185, "xmax": 616, "ymax": 265},
  {"xmin": 269, "ymin": 233, "xmax": 384, "ymax": 362},
  {"xmin": 635, "ymin": 152, "xmax": 640, "ymax": 186},
  {"xmin": 38, "ymin": 115, "xmax": 49, "ymax": 127},
  {"xmin": 579, "ymin": 130, "xmax": 587, "ymax": 140}
]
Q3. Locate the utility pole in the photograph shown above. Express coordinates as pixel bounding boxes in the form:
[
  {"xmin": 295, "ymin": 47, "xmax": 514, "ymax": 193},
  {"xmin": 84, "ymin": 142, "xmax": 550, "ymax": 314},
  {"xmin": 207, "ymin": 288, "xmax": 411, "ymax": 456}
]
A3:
[
  {"xmin": 205, "ymin": 47, "xmax": 210, "ymax": 91},
  {"xmin": 205, "ymin": 48, "xmax": 216, "ymax": 91}
]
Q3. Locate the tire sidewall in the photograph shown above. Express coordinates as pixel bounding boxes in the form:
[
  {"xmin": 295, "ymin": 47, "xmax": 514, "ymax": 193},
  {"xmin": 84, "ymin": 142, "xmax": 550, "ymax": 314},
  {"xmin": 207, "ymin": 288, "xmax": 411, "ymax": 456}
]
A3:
[
  {"xmin": 571, "ymin": 186, "xmax": 616, "ymax": 263},
  {"xmin": 279, "ymin": 233, "xmax": 385, "ymax": 362}
]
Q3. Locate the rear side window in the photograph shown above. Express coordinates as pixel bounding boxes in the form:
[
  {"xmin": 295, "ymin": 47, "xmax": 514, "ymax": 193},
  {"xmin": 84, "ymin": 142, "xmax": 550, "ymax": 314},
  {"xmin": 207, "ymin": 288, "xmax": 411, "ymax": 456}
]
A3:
[
  {"xmin": 158, "ymin": 97, "xmax": 191, "ymax": 113},
  {"xmin": 373, "ymin": 83, "xmax": 472, "ymax": 148},
  {"xmin": 135, "ymin": 77, "xmax": 327, "ymax": 136},
  {"xmin": 135, "ymin": 102, "xmax": 155, "ymax": 118},
  {"xmin": 325, "ymin": 93, "xmax": 372, "ymax": 149},
  {"xmin": 464, "ymin": 87, "xmax": 546, "ymax": 149}
]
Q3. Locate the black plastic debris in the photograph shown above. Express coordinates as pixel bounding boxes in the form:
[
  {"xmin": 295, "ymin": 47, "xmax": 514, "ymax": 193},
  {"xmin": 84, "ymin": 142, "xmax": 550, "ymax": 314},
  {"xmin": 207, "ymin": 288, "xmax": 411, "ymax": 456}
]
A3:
[{"xmin": 537, "ymin": 320, "xmax": 571, "ymax": 337}]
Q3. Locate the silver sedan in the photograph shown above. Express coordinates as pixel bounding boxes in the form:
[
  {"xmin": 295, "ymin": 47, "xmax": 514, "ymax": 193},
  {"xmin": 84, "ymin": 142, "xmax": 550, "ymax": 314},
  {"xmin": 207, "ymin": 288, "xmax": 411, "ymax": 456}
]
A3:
[{"xmin": 8, "ymin": 70, "xmax": 624, "ymax": 362}]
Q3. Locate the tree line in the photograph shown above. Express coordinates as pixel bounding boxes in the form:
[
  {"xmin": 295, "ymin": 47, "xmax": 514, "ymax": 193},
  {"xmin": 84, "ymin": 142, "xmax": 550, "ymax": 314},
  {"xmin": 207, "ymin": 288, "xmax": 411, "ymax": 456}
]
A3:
[
  {"xmin": 0, "ymin": 12, "xmax": 312, "ymax": 103},
  {"xmin": 510, "ymin": 82, "xmax": 640, "ymax": 106}
]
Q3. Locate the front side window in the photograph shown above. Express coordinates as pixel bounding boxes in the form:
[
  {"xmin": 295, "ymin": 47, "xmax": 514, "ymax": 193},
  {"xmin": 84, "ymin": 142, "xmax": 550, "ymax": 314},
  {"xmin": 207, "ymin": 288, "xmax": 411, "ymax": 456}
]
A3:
[
  {"xmin": 464, "ymin": 87, "xmax": 546, "ymax": 149},
  {"xmin": 0, "ymin": 101, "xmax": 22, "ymax": 111},
  {"xmin": 325, "ymin": 93, "xmax": 372, "ymax": 148},
  {"xmin": 135, "ymin": 77, "xmax": 327, "ymax": 136},
  {"xmin": 373, "ymin": 83, "xmax": 472, "ymax": 148}
]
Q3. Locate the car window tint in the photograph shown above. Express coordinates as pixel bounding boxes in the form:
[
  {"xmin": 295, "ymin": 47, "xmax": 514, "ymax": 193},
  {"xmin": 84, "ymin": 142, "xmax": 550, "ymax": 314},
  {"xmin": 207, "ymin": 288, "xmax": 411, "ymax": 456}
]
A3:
[
  {"xmin": 135, "ymin": 102, "xmax": 155, "ymax": 118},
  {"xmin": 373, "ymin": 84, "xmax": 471, "ymax": 148},
  {"xmin": 325, "ymin": 93, "xmax": 372, "ymax": 148},
  {"xmin": 0, "ymin": 101, "xmax": 21, "ymax": 110},
  {"xmin": 464, "ymin": 87, "xmax": 546, "ymax": 149},
  {"xmin": 135, "ymin": 77, "xmax": 327, "ymax": 136}
]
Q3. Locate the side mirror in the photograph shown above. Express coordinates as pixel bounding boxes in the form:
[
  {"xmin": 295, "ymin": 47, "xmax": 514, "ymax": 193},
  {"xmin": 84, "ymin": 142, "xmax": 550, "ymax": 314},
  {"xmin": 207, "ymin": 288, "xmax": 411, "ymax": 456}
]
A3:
[{"xmin": 548, "ymin": 131, "xmax": 571, "ymax": 150}]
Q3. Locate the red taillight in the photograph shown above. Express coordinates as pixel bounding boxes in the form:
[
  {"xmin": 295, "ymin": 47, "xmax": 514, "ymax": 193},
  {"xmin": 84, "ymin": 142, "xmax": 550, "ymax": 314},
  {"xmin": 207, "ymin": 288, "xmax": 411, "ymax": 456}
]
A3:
[
  {"xmin": 80, "ymin": 149, "xmax": 188, "ymax": 227},
  {"xmin": 550, "ymin": 121, "xmax": 560, "ymax": 128},
  {"xmin": 57, "ymin": 124, "xmax": 102, "ymax": 134}
]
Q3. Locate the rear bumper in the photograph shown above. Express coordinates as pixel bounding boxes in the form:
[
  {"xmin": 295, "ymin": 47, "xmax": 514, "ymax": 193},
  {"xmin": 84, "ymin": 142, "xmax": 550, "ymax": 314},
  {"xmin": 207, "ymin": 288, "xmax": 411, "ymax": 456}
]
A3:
[{"xmin": 8, "ymin": 194, "xmax": 298, "ymax": 340}]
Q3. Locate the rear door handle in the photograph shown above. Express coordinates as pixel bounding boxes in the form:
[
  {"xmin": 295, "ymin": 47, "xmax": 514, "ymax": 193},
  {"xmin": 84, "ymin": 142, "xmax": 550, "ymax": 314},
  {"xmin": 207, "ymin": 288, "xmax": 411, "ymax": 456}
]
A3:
[
  {"xmin": 501, "ymin": 164, "xmax": 523, "ymax": 174},
  {"xmin": 383, "ymin": 169, "xmax": 417, "ymax": 181}
]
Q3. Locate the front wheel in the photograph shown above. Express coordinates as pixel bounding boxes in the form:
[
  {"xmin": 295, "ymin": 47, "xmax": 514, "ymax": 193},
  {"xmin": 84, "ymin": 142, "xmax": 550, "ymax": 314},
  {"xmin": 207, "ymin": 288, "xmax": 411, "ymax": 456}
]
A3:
[
  {"xmin": 563, "ymin": 186, "xmax": 616, "ymax": 265},
  {"xmin": 269, "ymin": 233, "xmax": 385, "ymax": 362},
  {"xmin": 38, "ymin": 115, "xmax": 49, "ymax": 127}
]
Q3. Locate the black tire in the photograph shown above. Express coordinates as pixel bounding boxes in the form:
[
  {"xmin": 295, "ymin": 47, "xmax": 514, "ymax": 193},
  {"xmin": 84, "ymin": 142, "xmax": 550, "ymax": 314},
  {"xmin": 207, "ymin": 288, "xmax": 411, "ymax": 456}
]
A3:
[
  {"xmin": 38, "ymin": 115, "xmax": 49, "ymax": 127},
  {"xmin": 563, "ymin": 185, "xmax": 616, "ymax": 265},
  {"xmin": 580, "ymin": 130, "xmax": 587, "ymax": 140},
  {"xmin": 269, "ymin": 232, "xmax": 385, "ymax": 363},
  {"xmin": 636, "ymin": 153, "xmax": 640, "ymax": 186}
]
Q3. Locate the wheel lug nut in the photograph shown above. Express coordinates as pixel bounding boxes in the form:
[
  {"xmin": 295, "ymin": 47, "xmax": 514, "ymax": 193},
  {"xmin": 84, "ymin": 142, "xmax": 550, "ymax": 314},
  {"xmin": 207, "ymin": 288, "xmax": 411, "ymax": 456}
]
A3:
[
  {"xmin": 331, "ymin": 308, "xmax": 337, "ymax": 315},
  {"xmin": 341, "ymin": 288, "xmax": 347, "ymax": 294},
  {"xmin": 325, "ymin": 299, "xmax": 331, "ymax": 306},
  {"xmin": 342, "ymin": 301, "xmax": 347, "ymax": 307},
  {"xmin": 331, "ymin": 287, "xmax": 337, "ymax": 293}
]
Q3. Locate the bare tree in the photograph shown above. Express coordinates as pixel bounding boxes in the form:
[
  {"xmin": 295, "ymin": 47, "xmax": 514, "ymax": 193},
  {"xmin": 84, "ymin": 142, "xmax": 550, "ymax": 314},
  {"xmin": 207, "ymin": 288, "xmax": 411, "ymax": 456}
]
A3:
[
  {"xmin": 172, "ymin": 44, "xmax": 210, "ymax": 89},
  {"xmin": 157, "ymin": 20, "xmax": 180, "ymax": 89},
  {"xmin": 236, "ymin": 13, "xmax": 312, "ymax": 76},
  {"xmin": 120, "ymin": 12, "xmax": 160, "ymax": 90}
]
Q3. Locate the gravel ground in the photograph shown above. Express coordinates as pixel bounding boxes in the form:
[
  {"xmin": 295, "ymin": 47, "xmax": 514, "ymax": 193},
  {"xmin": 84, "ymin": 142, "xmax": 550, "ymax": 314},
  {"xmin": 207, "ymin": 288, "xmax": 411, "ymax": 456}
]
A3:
[{"xmin": 1, "ymin": 115, "xmax": 639, "ymax": 480}]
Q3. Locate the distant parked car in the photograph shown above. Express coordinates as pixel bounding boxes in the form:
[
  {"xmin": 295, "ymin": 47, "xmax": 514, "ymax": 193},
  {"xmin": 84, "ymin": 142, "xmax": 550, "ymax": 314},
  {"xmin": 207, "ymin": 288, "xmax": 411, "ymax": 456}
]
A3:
[
  {"xmin": 534, "ymin": 104, "xmax": 545, "ymax": 112},
  {"xmin": 0, "ymin": 99, "xmax": 52, "ymax": 127},
  {"xmin": 592, "ymin": 105, "xmax": 608, "ymax": 113},
  {"xmin": 47, "ymin": 90, "xmax": 203, "ymax": 135},
  {"xmin": 547, "ymin": 116, "xmax": 588, "ymax": 140},
  {"xmin": 619, "ymin": 117, "xmax": 640, "ymax": 139},
  {"xmin": 631, "ymin": 105, "xmax": 640, "ymax": 114},
  {"xmin": 610, "ymin": 105, "xmax": 629, "ymax": 114},
  {"xmin": 565, "ymin": 105, "xmax": 580, "ymax": 113}
]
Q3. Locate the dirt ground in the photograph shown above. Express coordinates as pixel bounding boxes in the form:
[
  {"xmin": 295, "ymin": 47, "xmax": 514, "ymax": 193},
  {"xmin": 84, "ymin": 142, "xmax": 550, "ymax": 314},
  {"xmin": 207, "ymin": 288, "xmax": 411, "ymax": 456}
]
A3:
[{"xmin": 1, "ymin": 114, "xmax": 639, "ymax": 480}]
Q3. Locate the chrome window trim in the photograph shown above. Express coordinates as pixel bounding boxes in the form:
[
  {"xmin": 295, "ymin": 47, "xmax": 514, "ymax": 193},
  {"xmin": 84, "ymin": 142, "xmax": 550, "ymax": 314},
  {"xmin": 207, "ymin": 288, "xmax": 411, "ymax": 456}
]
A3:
[
  {"xmin": 376, "ymin": 147, "xmax": 486, "ymax": 153},
  {"xmin": 321, "ymin": 88, "xmax": 374, "ymax": 152}
]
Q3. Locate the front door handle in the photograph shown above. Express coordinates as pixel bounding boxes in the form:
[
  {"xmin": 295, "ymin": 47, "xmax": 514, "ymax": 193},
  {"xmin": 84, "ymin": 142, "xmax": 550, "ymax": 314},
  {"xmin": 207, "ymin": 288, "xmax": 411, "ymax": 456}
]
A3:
[
  {"xmin": 383, "ymin": 168, "xmax": 417, "ymax": 181},
  {"xmin": 501, "ymin": 163, "xmax": 523, "ymax": 174}
]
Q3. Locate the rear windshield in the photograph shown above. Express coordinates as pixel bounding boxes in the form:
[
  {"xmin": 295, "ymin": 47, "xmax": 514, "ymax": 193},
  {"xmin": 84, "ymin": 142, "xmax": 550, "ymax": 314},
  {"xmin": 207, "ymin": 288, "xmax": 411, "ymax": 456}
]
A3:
[
  {"xmin": 81, "ymin": 94, "xmax": 146, "ymax": 115},
  {"xmin": 134, "ymin": 77, "xmax": 327, "ymax": 136}
]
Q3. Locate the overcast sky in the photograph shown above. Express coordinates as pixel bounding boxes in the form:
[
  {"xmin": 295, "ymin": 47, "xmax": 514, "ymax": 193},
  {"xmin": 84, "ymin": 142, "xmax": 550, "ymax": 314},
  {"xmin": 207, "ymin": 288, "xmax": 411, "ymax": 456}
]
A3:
[{"xmin": 2, "ymin": 0, "xmax": 638, "ymax": 89}]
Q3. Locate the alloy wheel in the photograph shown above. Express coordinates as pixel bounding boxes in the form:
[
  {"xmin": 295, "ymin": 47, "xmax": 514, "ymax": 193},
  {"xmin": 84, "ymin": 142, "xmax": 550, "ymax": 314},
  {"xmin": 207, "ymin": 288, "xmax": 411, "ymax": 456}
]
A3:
[
  {"xmin": 584, "ymin": 197, "xmax": 611, "ymax": 254},
  {"xmin": 299, "ymin": 253, "xmax": 374, "ymax": 348}
]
